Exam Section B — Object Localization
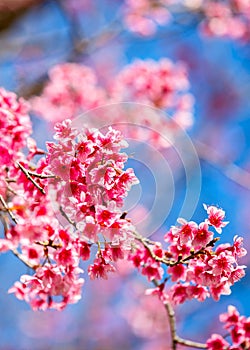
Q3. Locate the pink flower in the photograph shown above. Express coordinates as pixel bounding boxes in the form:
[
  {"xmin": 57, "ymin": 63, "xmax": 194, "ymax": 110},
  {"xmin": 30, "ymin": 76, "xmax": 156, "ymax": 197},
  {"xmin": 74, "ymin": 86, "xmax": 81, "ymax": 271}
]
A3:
[
  {"xmin": 90, "ymin": 163, "xmax": 116, "ymax": 189},
  {"xmin": 8, "ymin": 281, "xmax": 28, "ymax": 302},
  {"xmin": 54, "ymin": 247, "xmax": 76, "ymax": 266},
  {"xmin": 209, "ymin": 306, "xmax": 250, "ymax": 349},
  {"xmin": 0, "ymin": 238, "xmax": 14, "ymax": 252},
  {"xmin": 187, "ymin": 285, "xmax": 209, "ymax": 302},
  {"xmin": 31, "ymin": 63, "xmax": 107, "ymax": 123},
  {"xmin": 243, "ymin": 317, "xmax": 250, "ymax": 338},
  {"xmin": 201, "ymin": 1, "xmax": 249, "ymax": 41},
  {"xmin": 168, "ymin": 264, "xmax": 187, "ymax": 282},
  {"xmin": 104, "ymin": 244, "xmax": 125, "ymax": 261},
  {"xmin": 123, "ymin": 0, "xmax": 171, "ymax": 36},
  {"xmin": 210, "ymin": 282, "xmax": 231, "ymax": 301},
  {"xmin": 78, "ymin": 241, "xmax": 91, "ymax": 261},
  {"xmin": 220, "ymin": 305, "xmax": 240, "ymax": 328},
  {"xmin": 231, "ymin": 325, "xmax": 245, "ymax": 345},
  {"xmin": 141, "ymin": 262, "xmax": 164, "ymax": 281},
  {"xmin": 206, "ymin": 334, "xmax": 230, "ymax": 350},
  {"xmin": 170, "ymin": 283, "xmax": 189, "ymax": 305},
  {"xmin": 169, "ymin": 242, "xmax": 192, "ymax": 260},
  {"xmin": 229, "ymin": 266, "xmax": 246, "ymax": 284},
  {"xmin": 176, "ymin": 218, "xmax": 198, "ymax": 244},
  {"xmin": 231, "ymin": 236, "xmax": 247, "ymax": 258},
  {"xmin": 208, "ymin": 251, "xmax": 235, "ymax": 276},
  {"xmin": 145, "ymin": 284, "xmax": 169, "ymax": 303},
  {"xmin": 88, "ymin": 258, "xmax": 116, "ymax": 280},
  {"xmin": 117, "ymin": 168, "xmax": 140, "ymax": 191},
  {"xmin": 95, "ymin": 205, "xmax": 118, "ymax": 227},
  {"xmin": 192, "ymin": 222, "xmax": 214, "ymax": 249},
  {"xmin": 204, "ymin": 204, "xmax": 229, "ymax": 233}
]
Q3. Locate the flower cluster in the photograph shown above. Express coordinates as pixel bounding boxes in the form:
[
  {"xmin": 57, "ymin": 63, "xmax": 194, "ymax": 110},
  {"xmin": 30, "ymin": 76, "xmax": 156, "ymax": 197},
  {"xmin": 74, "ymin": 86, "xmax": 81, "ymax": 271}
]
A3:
[
  {"xmin": 201, "ymin": 0, "xmax": 250, "ymax": 40},
  {"xmin": 131, "ymin": 205, "xmax": 246, "ymax": 305},
  {"xmin": 207, "ymin": 305, "xmax": 250, "ymax": 349},
  {"xmin": 166, "ymin": 208, "xmax": 246, "ymax": 303},
  {"xmin": 110, "ymin": 59, "xmax": 193, "ymax": 128},
  {"xmin": 46, "ymin": 119, "xmax": 139, "ymax": 243},
  {"xmin": 31, "ymin": 60, "xmax": 194, "ymax": 138},
  {"xmin": 129, "ymin": 240, "xmax": 165, "ymax": 282},
  {"xmin": 0, "ymin": 88, "xmax": 247, "ymax": 346},
  {"xmin": 31, "ymin": 63, "xmax": 107, "ymax": 123},
  {"xmin": 123, "ymin": 0, "xmax": 172, "ymax": 36},
  {"xmin": 0, "ymin": 88, "xmax": 31, "ymax": 153},
  {"xmin": 0, "ymin": 88, "xmax": 46, "ymax": 201},
  {"xmin": 3, "ymin": 161, "xmax": 88, "ymax": 310},
  {"xmin": 0, "ymin": 107, "xmax": 139, "ymax": 310},
  {"xmin": 122, "ymin": 0, "xmax": 250, "ymax": 42}
]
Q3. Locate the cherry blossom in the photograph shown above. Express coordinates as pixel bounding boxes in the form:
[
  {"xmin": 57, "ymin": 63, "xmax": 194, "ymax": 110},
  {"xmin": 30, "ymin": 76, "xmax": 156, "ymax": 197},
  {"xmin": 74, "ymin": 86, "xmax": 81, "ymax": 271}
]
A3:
[
  {"xmin": 137, "ymin": 204, "xmax": 247, "ymax": 305},
  {"xmin": 206, "ymin": 334, "xmax": 230, "ymax": 350},
  {"xmin": 204, "ymin": 204, "xmax": 229, "ymax": 233},
  {"xmin": 0, "ymin": 86, "xmax": 249, "ymax": 350},
  {"xmin": 0, "ymin": 103, "xmax": 140, "ymax": 310},
  {"xmin": 31, "ymin": 60, "xmax": 194, "ymax": 143},
  {"xmin": 208, "ymin": 305, "xmax": 250, "ymax": 349},
  {"xmin": 31, "ymin": 63, "xmax": 107, "ymax": 123},
  {"xmin": 200, "ymin": 0, "xmax": 249, "ymax": 43},
  {"xmin": 123, "ymin": 0, "xmax": 172, "ymax": 36},
  {"xmin": 110, "ymin": 58, "xmax": 193, "ymax": 129}
]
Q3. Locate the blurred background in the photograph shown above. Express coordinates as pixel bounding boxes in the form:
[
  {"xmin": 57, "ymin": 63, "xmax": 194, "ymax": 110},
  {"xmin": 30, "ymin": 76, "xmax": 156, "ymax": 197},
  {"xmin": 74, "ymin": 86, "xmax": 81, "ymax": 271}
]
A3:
[{"xmin": 0, "ymin": 0, "xmax": 250, "ymax": 349}]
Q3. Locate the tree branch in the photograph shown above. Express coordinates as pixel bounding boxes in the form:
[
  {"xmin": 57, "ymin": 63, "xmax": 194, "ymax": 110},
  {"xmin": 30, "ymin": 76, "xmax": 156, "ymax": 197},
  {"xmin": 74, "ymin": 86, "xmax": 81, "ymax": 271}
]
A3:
[
  {"xmin": 59, "ymin": 205, "xmax": 77, "ymax": 229},
  {"xmin": 133, "ymin": 231, "xmax": 173, "ymax": 265},
  {"xmin": 16, "ymin": 162, "xmax": 46, "ymax": 194},
  {"xmin": 133, "ymin": 231, "xmax": 219, "ymax": 268},
  {"xmin": 153, "ymin": 280, "xmax": 207, "ymax": 349},
  {"xmin": 11, "ymin": 248, "xmax": 38, "ymax": 270}
]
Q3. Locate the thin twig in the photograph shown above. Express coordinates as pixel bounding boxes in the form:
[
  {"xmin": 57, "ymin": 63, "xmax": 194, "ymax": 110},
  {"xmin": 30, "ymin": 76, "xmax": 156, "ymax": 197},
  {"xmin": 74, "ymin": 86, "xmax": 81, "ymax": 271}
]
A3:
[
  {"xmin": 59, "ymin": 206, "xmax": 77, "ymax": 229},
  {"xmin": 171, "ymin": 237, "xmax": 220, "ymax": 266},
  {"xmin": 4, "ymin": 180, "xmax": 19, "ymax": 196},
  {"xmin": 23, "ymin": 171, "xmax": 55, "ymax": 179},
  {"xmin": 133, "ymin": 231, "xmax": 220, "ymax": 268},
  {"xmin": 11, "ymin": 248, "xmax": 38, "ymax": 270},
  {"xmin": 35, "ymin": 240, "xmax": 62, "ymax": 250},
  {"xmin": 21, "ymin": 168, "xmax": 57, "ymax": 179},
  {"xmin": 175, "ymin": 336, "xmax": 207, "ymax": 349},
  {"xmin": 133, "ymin": 231, "xmax": 173, "ymax": 265},
  {"xmin": 195, "ymin": 140, "xmax": 250, "ymax": 190},
  {"xmin": 0, "ymin": 195, "xmax": 18, "ymax": 224},
  {"xmin": 20, "ymin": 2, "xmax": 123, "ymax": 98},
  {"xmin": 0, "ymin": 214, "xmax": 37, "ymax": 270},
  {"xmin": 16, "ymin": 162, "xmax": 46, "ymax": 194}
]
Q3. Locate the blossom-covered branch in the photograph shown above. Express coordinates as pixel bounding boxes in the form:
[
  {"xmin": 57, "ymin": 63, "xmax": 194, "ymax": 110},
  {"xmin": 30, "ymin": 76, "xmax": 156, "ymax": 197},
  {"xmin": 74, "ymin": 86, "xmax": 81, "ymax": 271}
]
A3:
[{"xmin": 0, "ymin": 87, "xmax": 249, "ymax": 349}]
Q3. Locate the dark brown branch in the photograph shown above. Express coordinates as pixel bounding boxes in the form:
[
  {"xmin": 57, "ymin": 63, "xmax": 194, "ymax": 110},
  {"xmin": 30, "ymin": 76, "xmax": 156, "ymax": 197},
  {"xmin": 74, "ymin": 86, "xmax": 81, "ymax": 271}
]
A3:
[
  {"xmin": 133, "ymin": 231, "xmax": 219, "ymax": 268},
  {"xmin": 35, "ymin": 239, "xmax": 62, "ymax": 249},
  {"xmin": 16, "ymin": 162, "xmax": 46, "ymax": 194},
  {"xmin": 0, "ymin": 1, "xmax": 44, "ymax": 32},
  {"xmin": 171, "ymin": 237, "xmax": 220, "ymax": 266}
]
